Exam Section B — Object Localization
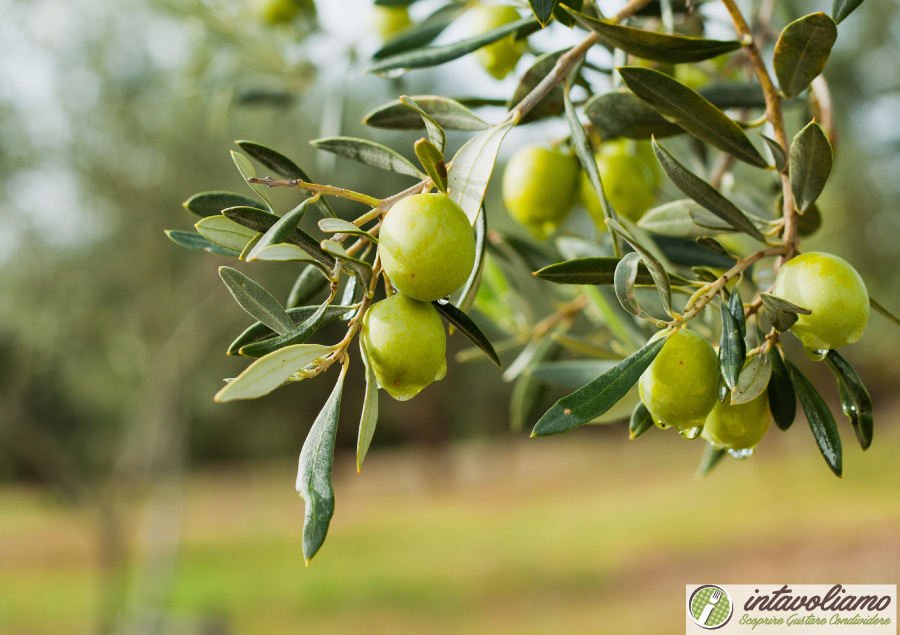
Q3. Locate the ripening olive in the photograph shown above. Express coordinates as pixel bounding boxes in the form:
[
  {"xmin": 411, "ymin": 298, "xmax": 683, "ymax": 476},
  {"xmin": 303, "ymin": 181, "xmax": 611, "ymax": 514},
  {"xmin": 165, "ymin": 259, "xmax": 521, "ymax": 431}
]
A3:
[
  {"xmin": 362, "ymin": 294, "xmax": 447, "ymax": 401},
  {"xmin": 772, "ymin": 251, "xmax": 869, "ymax": 353},
  {"xmin": 639, "ymin": 328, "xmax": 719, "ymax": 431},
  {"xmin": 502, "ymin": 145, "xmax": 580, "ymax": 240},
  {"xmin": 255, "ymin": 0, "xmax": 314, "ymax": 24},
  {"xmin": 379, "ymin": 193, "xmax": 476, "ymax": 302},
  {"xmin": 702, "ymin": 387, "xmax": 772, "ymax": 450},
  {"xmin": 471, "ymin": 5, "xmax": 525, "ymax": 79},
  {"xmin": 374, "ymin": 5, "xmax": 412, "ymax": 40},
  {"xmin": 581, "ymin": 140, "xmax": 661, "ymax": 228}
]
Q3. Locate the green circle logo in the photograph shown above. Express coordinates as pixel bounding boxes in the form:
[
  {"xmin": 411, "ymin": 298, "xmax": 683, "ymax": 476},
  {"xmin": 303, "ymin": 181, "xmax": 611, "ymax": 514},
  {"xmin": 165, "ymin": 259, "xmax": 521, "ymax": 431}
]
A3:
[{"xmin": 689, "ymin": 585, "xmax": 733, "ymax": 629}]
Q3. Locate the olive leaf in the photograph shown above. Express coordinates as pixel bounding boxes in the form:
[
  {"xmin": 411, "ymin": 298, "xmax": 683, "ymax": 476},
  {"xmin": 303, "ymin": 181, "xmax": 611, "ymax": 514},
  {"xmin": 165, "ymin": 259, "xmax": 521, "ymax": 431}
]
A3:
[
  {"xmin": 510, "ymin": 370, "xmax": 548, "ymax": 432},
  {"xmin": 731, "ymin": 352, "xmax": 772, "ymax": 405},
  {"xmin": 565, "ymin": 7, "xmax": 743, "ymax": 63},
  {"xmin": 870, "ymin": 297, "xmax": 900, "ymax": 329},
  {"xmin": 619, "ymin": 67, "xmax": 768, "ymax": 168},
  {"xmin": 230, "ymin": 150, "xmax": 274, "ymax": 210},
  {"xmin": 639, "ymin": 199, "xmax": 742, "ymax": 238},
  {"xmin": 456, "ymin": 204, "xmax": 487, "ymax": 314},
  {"xmin": 227, "ymin": 305, "xmax": 353, "ymax": 356},
  {"xmin": 414, "ymin": 138, "xmax": 449, "ymax": 194},
  {"xmin": 310, "ymin": 137, "xmax": 424, "ymax": 179},
  {"xmin": 768, "ymin": 346, "xmax": 797, "ymax": 430},
  {"xmin": 614, "ymin": 252, "xmax": 652, "ymax": 318},
  {"xmin": 528, "ymin": 0, "xmax": 558, "ymax": 27},
  {"xmin": 629, "ymin": 400, "xmax": 654, "ymax": 440},
  {"xmin": 652, "ymin": 140, "xmax": 766, "ymax": 241},
  {"xmin": 219, "ymin": 266, "xmax": 294, "ymax": 335},
  {"xmin": 759, "ymin": 133, "xmax": 787, "ymax": 172},
  {"xmin": 533, "ymin": 256, "xmax": 690, "ymax": 286},
  {"xmin": 223, "ymin": 206, "xmax": 335, "ymax": 267},
  {"xmin": 790, "ymin": 120, "xmax": 833, "ymax": 212},
  {"xmin": 238, "ymin": 297, "xmax": 333, "ymax": 358},
  {"xmin": 531, "ymin": 335, "xmax": 667, "ymax": 437},
  {"xmin": 433, "ymin": 301, "xmax": 501, "ymax": 368},
  {"xmin": 296, "ymin": 366, "xmax": 345, "ymax": 564},
  {"xmin": 287, "ymin": 266, "xmax": 330, "ymax": 310},
  {"xmin": 508, "ymin": 50, "xmax": 566, "ymax": 124},
  {"xmin": 183, "ymin": 191, "xmax": 266, "ymax": 217},
  {"xmin": 402, "ymin": 96, "xmax": 446, "ymax": 152},
  {"xmin": 357, "ymin": 338, "xmax": 380, "ymax": 472},
  {"xmin": 372, "ymin": 3, "xmax": 469, "ymax": 59},
  {"xmin": 784, "ymin": 358, "xmax": 843, "ymax": 477},
  {"xmin": 584, "ymin": 91, "xmax": 683, "ymax": 139},
  {"xmin": 195, "ymin": 215, "xmax": 258, "ymax": 253},
  {"xmin": 246, "ymin": 198, "xmax": 316, "ymax": 262},
  {"xmin": 832, "ymin": 0, "xmax": 866, "ymax": 24},
  {"xmin": 760, "ymin": 292, "xmax": 811, "ymax": 332},
  {"xmin": 214, "ymin": 343, "xmax": 335, "ymax": 403},
  {"xmin": 773, "ymin": 13, "xmax": 837, "ymax": 99},
  {"xmin": 824, "ymin": 350, "xmax": 873, "ymax": 450},
  {"xmin": 719, "ymin": 289, "xmax": 746, "ymax": 391},
  {"xmin": 165, "ymin": 230, "xmax": 241, "ymax": 257},
  {"xmin": 448, "ymin": 120, "xmax": 514, "ymax": 224},
  {"xmin": 696, "ymin": 443, "xmax": 727, "ymax": 478},
  {"xmin": 317, "ymin": 218, "xmax": 378, "ymax": 242},
  {"xmin": 362, "ymin": 95, "xmax": 490, "ymax": 131}
]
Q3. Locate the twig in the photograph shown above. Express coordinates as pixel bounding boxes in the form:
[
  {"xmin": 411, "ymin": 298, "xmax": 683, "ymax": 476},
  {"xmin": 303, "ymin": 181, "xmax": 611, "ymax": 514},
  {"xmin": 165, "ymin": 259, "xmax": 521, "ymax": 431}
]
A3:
[{"xmin": 247, "ymin": 176, "xmax": 381, "ymax": 207}]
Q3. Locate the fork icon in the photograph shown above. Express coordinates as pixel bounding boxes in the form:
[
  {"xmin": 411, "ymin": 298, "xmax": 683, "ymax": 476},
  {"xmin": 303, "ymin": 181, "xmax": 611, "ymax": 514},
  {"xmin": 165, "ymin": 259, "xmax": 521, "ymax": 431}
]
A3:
[{"xmin": 697, "ymin": 589, "xmax": 722, "ymax": 625}]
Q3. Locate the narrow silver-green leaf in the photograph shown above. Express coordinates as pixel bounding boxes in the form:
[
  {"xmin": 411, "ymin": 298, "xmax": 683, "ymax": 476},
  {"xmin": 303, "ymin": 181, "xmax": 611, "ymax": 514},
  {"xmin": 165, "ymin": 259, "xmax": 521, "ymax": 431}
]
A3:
[
  {"xmin": 534, "ymin": 256, "xmax": 689, "ymax": 286},
  {"xmin": 566, "ymin": 8, "xmax": 742, "ymax": 63},
  {"xmin": 790, "ymin": 120, "xmax": 833, "ymax": 212},
  {"xmin": 584, "ymin": 91, "xmax": 683, "ymax": 140},
  {"xmin": 433, "ymin": 301, "xmax": 501, "ymax": 368},
  {"xmin": 219, "ymin": 266, "xmax": 294, "ymax": 335},
  {"xmin": 250, "ymin": 244, "xmax": 323, "ymax": 264},
  {"xmin": 230, "ymin": 150, "xmax": 274, "ymax": 210},
  {"xmin": 317, "ymin": 218, "xmax": 378, "ymax": 242},
  {"xmin": 824, "ymin": 350, "xmax": 873, "ymax": 450},
  {"xmin": 448, "ymin": 120, "xmax": 514, "ymax": 224},
  {"xmin": 223, "ymin": 206, "xmax": 335, "ymax": 267},
  {"xmin": 784, "ymin": 358, "xmax": 842, "ymax": 477},
  {"xmin": 362, "ymin": 95, "xmax": 490, "ymax": 131},
  {"xmin": 607, "ymin": 219, "xmax": 672, "ymax": 316},
  {"xmin": 246, "ymin": 198, "xmax": 315, "ymax": 261},
  {"xmin": 372, "ymin": 3, "xmax": 468, "ymax": 59},
  {"xmin": 367, "ymin": 16, "xmax": 539, "ymax": 74},
  {"xmin": 402, "ymin": 96, "xmax": 446, "ymax": 152},
  {"xmin": 215, "ymin": 344, "xmax": 334, "ymax": 402},
  {"xmin": 357, "ymin": 339, "xmax": 380, "ymax": 472},
  {"xmin": 310, "ymin": 137, "xmax": 424, "ymax": 179},
  {"xmin": 614, "ymin": 252, "xmax": 649, "ymax": 318},
  {"xmin": 761, "ymin": 292, "xmax": 811, "ymax": 332},
  {"xmin": 414, "ymin": 138, "xmax": 449, "ymax": 194},
  {"xmin": 165, "ymin": 230, "xmax": 241, "ymax": 257},
  {"xmin": 227, "ymin": 305, "xmax": 353, "ymax": 356},
  {"xmin": 773, "ymin": 13, "xmax": 837, "ymax": 99},
  {"xmin": 731, "ymin": 352, "xmax": 772, "ymax": 405},
  {"xmin": 532, "ymin": 335, "xmax": 667, "ymax": 437},
  {"xmin": 629, "ymin": 401, "xmax": 654, "ymax": 439},
  {"xmin": 183, "ymin": 191, "xmax": 265, "ymax": 217},
  {"xmin": 639, "ymin": 200, "xmax": 737, "ymax": 238},
  {"xmin": 719, "ymin": 289, "xmax": 746, "ymax": 391},
  {"xmin": 195, "ymin": 215, "xmax": 258, "ymax": 253},
  {"xmin": 768, "ymin": 347, "xmax": 796, "ymax": 430},
  {"xmin": 651, "ymin": 140, "xmax": 767, "ymax": 241},
  {"xmin": 288, "ymin": 266, "xmax": 330, "ymax": 309},
  {"xmin": 456, "ymin": 204, "xmax": 487, "ymax": 314},
  {"xmin": 239, "ymin": 298, "xmax": 333, "ymax": 358},
  {"xmin": 296, "ymin": 366, "xmax": 346, "ymax": 563},
  {"xmin": 320, "ymin": 241, "xmax": 374, "ymax": 293},
  {"xmin": 759, "ymin": 133, "xmax": 787, "ymax": 172},
  {"xmin": 620, "ymin": 67, "xmax": 768, "ymax": 167}
]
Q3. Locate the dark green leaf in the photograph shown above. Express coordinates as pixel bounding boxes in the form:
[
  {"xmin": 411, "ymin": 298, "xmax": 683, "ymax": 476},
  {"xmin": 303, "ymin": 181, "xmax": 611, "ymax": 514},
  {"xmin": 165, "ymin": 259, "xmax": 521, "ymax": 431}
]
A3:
[
  {"xmin": 832, "ymin": 0, "xmax": 866, "ymax": 24},
  {"xmin": 565, "ymin": 7, "xmax": 742, "ymax": 63},
  {"xmin": 227, "ymin": 305, "xmax": 353, "ymax": 356},
  {"xmin": 692, "ymin": 267, "xmax": 720, "ymax": 283},
  {"xmin": 401, "ymin": 96, "xmax": 446, "ymax": 152},
  {"xmin": 651, "ymin": 236, "xmax": 735, "ymax": 269},
  {"xmin": 414, "ymin": 138, "xmax": 448, "ymax": 194},
  {"xmin": 235, "ymin": 140, "xmax": 307, "ymax": 180},
  {"xmin": 533, "ymin": 256, "xmax": 689, "ymax": 286},
  {"xmin": 219, "ymin": 266, "xmax": 294, "ymax": 335},
  {"xmin": 760, "ymin": 292, "xmax": 811, "ymax": 332},
  {"xmin": 825, "ymin": 350, "xmax": 873, "ymax": 450},
  {"xmin": 223, "ymin": 206, "xmax": 335, "ymax": 267},
  {"xmin": 797, "ymin": 202, "xmax": 822, "ymax": 237},
  {"xmin": 433, "ymin": 301, "xmax": 501, "ymax": 368},
  {"xmin": 639, "ymin": 200, "xmax": 735, "ymax": 238},
  {"xmin": 768, "ymin": 346, "xmax": 796, "ymax": 430},
  {"xmin": 182, "ymin": 191, "xmax": 265, "ymax": 217},
  {"xmin": 367, "ymin": 16, "xmax": 540, "ymax": 74},
  {"xmin": 288, "ymin": 266, "xmax": 330, "ymax": 309},
  {"xmin": 508, "ymin": 50, "xmax": 566, "ymax": 124},
  {"xmin": 246, "ymin": 198, "xmax": 315, "ymax": 261},
  {"xmin": 785, "ymin": 358, "xmax": 842, "ymax": 477},
  {"xmin": 774, "ymin": 13, "xmax": 837, "ymax": 99},
  {"xmin": 362, "ymin": 95, "xmax": 490, "ymax": 131},
  {"xmin": 699, "ymin": 82, "xmax": 767, "ymax": 109},
  {"xmin": 215, "ymin": 344, "xmax": 334, "ymax": 402},
  {"xmin": 310, "ymin": 137, "xmax": 424, "ymax": 178},
  {"xmin": 357, "ymin": 339, "xmax": 380, "ymax": 472},
  {"xmin": 528, "ymin": 0, "xmax": 558, "ymax": 26},
  {"xmin": 164, "ymin": 230, "xmax": 240, "ymax": 257},
  {"xmin": 448, "ymin": 120, "xmax": 514, "ymax": 224},
  {"xmin": 696, "ymin": 443, "xmax": 727, "ymax": 478},
  {"xmin": 297, "ymin": 366, "xmax": 346, "ymax": 563},
  {"xmin": 620, "ymin": 67, "xmax": 768, "ymax": 167},
  {"xmin": 372, "ymin": 3, "xmax": 468, "ymax": 59},
  {"xmin": 239, "ymin": 298, "xmax": 333, "ymax": 358},
  {"xmin": 584, "ymin": 91, "xmax": 683, "ymax": 139},
  {"xmin": 731, "ymin": 352, "xmax": 772, "ymax": 405},
  {"xmin": 696, "ymin": 236, "xmax": 734, "ymax": 260},
  {"xmin": 607, "ymin": 219, "xmax": 671, "ymax": 315},
  {"xmin": 871, "ymin": 297, "xmax": 900, "ymax": 328},
  {"xmin": 629, "ymin": 401, "xmax": 654, "ymax": 439},
  {"xmin": 614, "ymin": 252, "xmax": 649, "ymax": 318},
  {"xmin": 759, "ymin": 133, "xmax": 787, "ymax": 172},
  {"xmin": 531, "ymin": 336, "xmax": 667, "ymax": 436},
  {"xmin": 651, "ymin": 140, "xmax": 766, "ymax": 241},
  {"xmin": 790, "ymin": 120, "xmax": 833, "ymax": 212},
  {"xmin": 719, "ymin": 290, "xmax": 746, "ymax": 391}
]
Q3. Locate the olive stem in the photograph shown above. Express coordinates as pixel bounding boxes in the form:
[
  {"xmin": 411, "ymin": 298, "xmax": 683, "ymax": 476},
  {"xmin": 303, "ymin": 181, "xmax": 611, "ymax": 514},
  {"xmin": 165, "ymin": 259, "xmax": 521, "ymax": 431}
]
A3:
[{"xmin": 247, "ymin": 176, "xmax": 382, "ymax": 207}]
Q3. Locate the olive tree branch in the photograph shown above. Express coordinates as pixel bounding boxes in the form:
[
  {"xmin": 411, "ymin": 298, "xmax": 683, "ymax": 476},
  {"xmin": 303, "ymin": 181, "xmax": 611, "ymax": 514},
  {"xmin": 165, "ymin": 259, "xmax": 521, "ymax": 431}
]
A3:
[
  {"xmin": 720, "ymin": 0, "xmax": 798, "ymax": 261},
  {"xmin": 247, "ymin": 176, "xmax": 382, "ymax": 207}
]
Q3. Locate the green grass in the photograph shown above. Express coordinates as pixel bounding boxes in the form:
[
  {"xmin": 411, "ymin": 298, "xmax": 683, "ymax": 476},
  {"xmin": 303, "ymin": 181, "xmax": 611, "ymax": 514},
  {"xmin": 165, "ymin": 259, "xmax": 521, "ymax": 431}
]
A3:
[{"xmin": 1, "ymin": 419, "xmax": 899, "ymax": 634}]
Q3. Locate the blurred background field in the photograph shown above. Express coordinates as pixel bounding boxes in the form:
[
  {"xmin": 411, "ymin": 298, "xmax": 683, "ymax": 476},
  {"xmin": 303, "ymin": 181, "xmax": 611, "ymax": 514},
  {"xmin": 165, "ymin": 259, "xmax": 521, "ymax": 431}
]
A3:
[{"xmin": 2, "ymin": 0, "xmax": 900, "ymax": 632}]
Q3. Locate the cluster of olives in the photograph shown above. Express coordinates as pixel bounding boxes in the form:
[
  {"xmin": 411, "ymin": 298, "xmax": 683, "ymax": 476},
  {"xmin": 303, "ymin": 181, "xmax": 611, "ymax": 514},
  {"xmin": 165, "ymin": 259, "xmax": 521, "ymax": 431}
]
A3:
[
  {"xmin": 502, "ymin": 139, "xmax": 661, "ymax": 240},
  {"xmin": 639, "ymin": 252, "xmax": 868, "ymax": 454},
  {"xmin": 363, "ymin": 194, "xmax": 476, "ymax": 401}
]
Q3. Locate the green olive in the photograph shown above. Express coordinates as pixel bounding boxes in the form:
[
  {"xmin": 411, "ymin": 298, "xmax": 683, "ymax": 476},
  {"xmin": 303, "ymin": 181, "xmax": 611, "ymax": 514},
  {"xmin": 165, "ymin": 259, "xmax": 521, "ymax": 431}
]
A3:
[
  {"xmin": 702, "ymin": 387, "xmax": 772, "ymax": 450},
  {"xmin": 379, "ymin": 193, "xmax": 476, "ymax": 302},
  {"xmin": 362, "ymin": 294, "xmax": 447, "ymax": 401},
  {"xmin": 772, "ymin": 251, "xmax": 869, "ymax": 353},
  {"xmin": 255, "ymin": 0, "xmax": 314, "ymax": 24},
  {"xmin": 471, "ymin": 5, "xmax": 525, "ymax": 79},
  {"xmin": 581, "ymin": 140, "xmax": 661, "ymax": 229},
  {"xmin": 502, "ymin": 145, "xmax": 580, "ymax": 240},
  {"xmin": 639, "ymin": 328, "xmax": 719, "ymax": 431},
  {"xmin": 374, "ymin": 5, "xmax": 412, "ymax": 40}
]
